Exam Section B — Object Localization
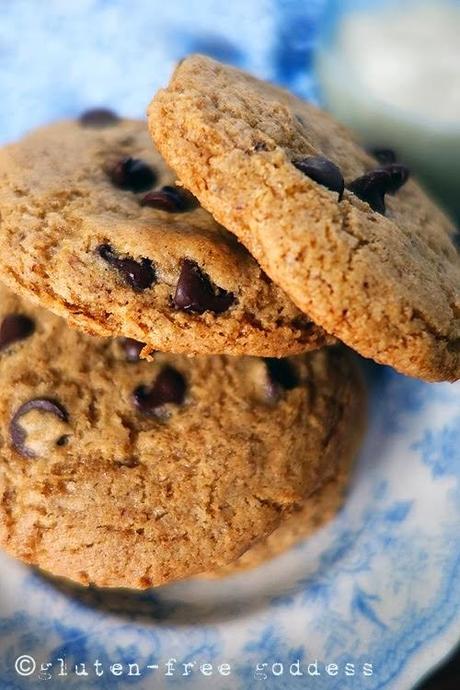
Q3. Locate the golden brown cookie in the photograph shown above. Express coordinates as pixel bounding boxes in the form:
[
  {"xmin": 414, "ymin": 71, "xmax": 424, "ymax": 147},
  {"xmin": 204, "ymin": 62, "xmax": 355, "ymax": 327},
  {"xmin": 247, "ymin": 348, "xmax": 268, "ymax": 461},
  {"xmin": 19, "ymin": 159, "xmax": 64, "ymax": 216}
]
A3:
[
  {"xmin": 0, "ymin": 284, "xmax": 361, "ymax": 589},
  {"xmin": 205, "ymin": 433, "xmax": 358, "ymax": 578},
  {"xmin": 149, "ymin": 55, "xmax": 460, "ymax": 382},
  {"xmin": 0, "ymin": 115, "xmax": 331, "ymax": 357}
]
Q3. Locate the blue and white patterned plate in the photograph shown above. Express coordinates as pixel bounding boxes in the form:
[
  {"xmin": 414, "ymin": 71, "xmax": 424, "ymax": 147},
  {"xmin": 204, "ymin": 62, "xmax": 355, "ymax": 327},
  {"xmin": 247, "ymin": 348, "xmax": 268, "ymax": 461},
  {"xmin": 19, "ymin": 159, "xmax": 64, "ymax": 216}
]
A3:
[
  {"xmin": 1, "ymin": 2, "xmax": 459, "ymax": 688},
  {"xmin": 2, "ymin": 363, "xmax": 460, "ymax": 689}
]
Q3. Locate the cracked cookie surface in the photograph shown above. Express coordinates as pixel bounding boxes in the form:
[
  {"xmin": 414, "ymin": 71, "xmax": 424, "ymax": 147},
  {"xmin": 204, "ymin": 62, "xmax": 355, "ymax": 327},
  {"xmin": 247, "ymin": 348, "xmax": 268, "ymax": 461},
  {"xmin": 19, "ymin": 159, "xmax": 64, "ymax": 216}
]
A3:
[
  {"xmin": 0, "ymin": 117, "xmax": 331, "ymax": 357},
  {"xmin": 149, "ymin": 55, "xmax": 460, "ymax": 381},
  {"xmin": 204, "ymin": 396, "xmax": 362, "ymax": 578},
  {"xmin": 0, "ymin": 284, "xmax": 361, "ymax": 589}
]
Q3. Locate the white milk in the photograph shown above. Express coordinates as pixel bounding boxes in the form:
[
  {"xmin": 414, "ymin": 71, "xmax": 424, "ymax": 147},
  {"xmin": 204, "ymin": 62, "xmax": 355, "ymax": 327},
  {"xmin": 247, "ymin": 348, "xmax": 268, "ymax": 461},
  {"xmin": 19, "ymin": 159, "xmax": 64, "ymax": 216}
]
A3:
[{"xmin": 316, "ymin": 0, "xmax": 460, "ymax": 219}]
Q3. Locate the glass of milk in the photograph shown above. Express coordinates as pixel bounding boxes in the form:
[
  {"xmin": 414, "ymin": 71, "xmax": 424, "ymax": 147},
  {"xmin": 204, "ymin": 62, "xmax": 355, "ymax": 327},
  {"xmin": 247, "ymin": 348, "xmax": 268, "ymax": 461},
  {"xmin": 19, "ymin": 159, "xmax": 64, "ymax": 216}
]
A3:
[{"xmin": 316, "ymin": 0, "xmax": 460, "ymax": 221}]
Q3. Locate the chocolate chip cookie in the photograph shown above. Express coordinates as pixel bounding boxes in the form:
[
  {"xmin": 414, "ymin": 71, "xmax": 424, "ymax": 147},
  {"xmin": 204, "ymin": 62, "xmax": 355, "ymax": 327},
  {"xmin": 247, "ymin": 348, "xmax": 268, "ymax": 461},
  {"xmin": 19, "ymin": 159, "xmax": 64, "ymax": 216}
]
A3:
[
  {"xmin": 205, "ymin": 407, "xmax": 362, "ymax": 578},
  {"xmin": 0, "ymin": 284, "xmax": 361, "ymax": 588},
  {"xmin": 0, "ymin": 116, "xmax": 331, "ymax": 357},
  {"xmin": 149, "ymin": 55, "xmax": 460, "ymax": 381}
]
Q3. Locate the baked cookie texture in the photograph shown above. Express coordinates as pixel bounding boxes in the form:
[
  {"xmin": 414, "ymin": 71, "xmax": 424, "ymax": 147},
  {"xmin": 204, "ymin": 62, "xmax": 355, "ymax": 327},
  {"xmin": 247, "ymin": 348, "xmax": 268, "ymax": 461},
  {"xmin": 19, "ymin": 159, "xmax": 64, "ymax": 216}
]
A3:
[
  {"xmin": 149, "ymin": 55, "xmax": 460, "ymax": 382},
  {"xmin": 204, "ymin": 409, "xmax": 361, "ymax": 578},
  {"xmin": 0, "ymin": 285, "xmax": 361, "ymax": 589},
  {"xmin": 0, "ymin": 117, "xmax": 332, "ymax": 357}
]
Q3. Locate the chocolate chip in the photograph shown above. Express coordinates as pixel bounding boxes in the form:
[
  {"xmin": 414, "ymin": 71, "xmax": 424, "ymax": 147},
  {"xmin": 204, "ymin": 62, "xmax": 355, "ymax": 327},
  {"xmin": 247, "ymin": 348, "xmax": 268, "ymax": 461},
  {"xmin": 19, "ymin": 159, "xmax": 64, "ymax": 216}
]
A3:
[
  {"xmin": 0, "ymin": 314, "xmax": 35, "ymax": 351},
  {"xmin": 348, "ymin": 165, "xmax": 410, "ymax": 214},
  {"xmin": 253, "ymin": 141, "xmax": 269, "ymax": 152},
  {"xmin": 120, "ymin": 338, "xmax": 145, "ymax": 362},
  {"xmin": 10, "ymin": 398, "xmax": 69, "ymax": 459},
  {"xmin": 384, "ymin": 163, "xmax": 410, "ymax": 194},
  {"xmin": 108, "ymin": 157, "xmax": 157, "ymax": 193},
  {"xmin": 265, "ymin": 358, "xmax": 299, "ymax": 400},
  {"xmin": 368, "ymin": 149, "xmax": 409, "ymax": 193},
  {"xmin": 140, "ymin": 186, "xmax": 197, "ymax": 212},
  {"xmin": 79, "ymin": 108, "xmax": 119, "ymax": 128},
  {"xmin": 293, "ymin": 156, "xmax": 345, "ymax": 200},
  {"xmin": 370, "ymin": 147, "xmax": 397, "ymax": 165},
  {"xmin": 98, "ymin": 244, "xmax": 156, "ymax": 291},
  {"xmin": 173, "ymin": 259, "xmax": 235, "ymax": 315},
  {"xmin": 348, "ymin": 170, "xmax": 389, "ymax": 214},
  {"xmin": 133, "ymin": 366, "xmax": 186, "ymax": 415}
]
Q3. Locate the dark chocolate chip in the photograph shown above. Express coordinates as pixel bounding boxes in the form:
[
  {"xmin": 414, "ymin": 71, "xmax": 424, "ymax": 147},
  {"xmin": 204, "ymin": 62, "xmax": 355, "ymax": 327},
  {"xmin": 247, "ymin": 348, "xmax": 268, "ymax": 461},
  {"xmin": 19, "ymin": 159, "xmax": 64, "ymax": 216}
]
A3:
[
  {"xmin": 133, "ymin": 366, "xmax": 186, "ymax": 415},
  {"xmin": 370, "ymin": 147, "xmax": 397, "ymax": 165},
  {"xmin": 108, "ymin": 157, "xmax": 157, "ymax": 193},
  {"xmin": 79, "ymin": 108, "xmax": 120, "ymax": 128},
  {"xmin": 253, "ymin": 141, "xmax": 269, "ymax": 152},
  {"xmin": 384, "ymin": 163, "xmax": 410, "ymax": 194},
  {"xmin": 0, "ymin": 314, "xmax": 35, "ymax": 351},
  {"xmin": 10, "ymin": 398, "xmax": 69, "ymax": 459},
  {"xmin": 265, "ymin": 358, "xmax": 299, "ymax": 400},
  {"xmin": 120, "ymin": 337, "xmax": 145, "ymax": 362},
  {"xmin": 348, "ymin": 170, "xmax": 389, "ymax": 214},
  {"xmin": 98, "ymin": 244, "xmax": 156, "ymax": 291},
  {"xmin": 368, "ymin": 149, "xmax": 409, "ymax": 192},
  {"xmin": 348, "ymin": 164, "xmax": 410, "ymax": 214},
  {"xmin": 293, "ymin": 156, "xmax": 345, "ymax": 200},
  {"xmin": 140, "ymin": 185, "xmax": 197, "ymax": 212},
  {"xmin": 173, "ymin": 259, "xmax": 235, "ymax": 315}
]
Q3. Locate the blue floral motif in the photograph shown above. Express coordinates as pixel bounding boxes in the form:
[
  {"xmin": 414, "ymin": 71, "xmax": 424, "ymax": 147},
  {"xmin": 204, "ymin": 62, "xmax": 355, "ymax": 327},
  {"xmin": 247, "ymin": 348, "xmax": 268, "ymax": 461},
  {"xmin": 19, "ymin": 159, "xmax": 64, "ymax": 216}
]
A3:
[
  {"xmin": 170, "ymin": 32, "xmax": 244, "ymax": 66},
  {"xmin": 272, "ymin": 0, "xmax": 326, "ymax": 100},
  {"xmin": 413, "ymin": 417, "xmax": 460, "ymax": 479},
  {"xmin": 351, "ymin": 586, "xmax": 386, "ymax": 630}
]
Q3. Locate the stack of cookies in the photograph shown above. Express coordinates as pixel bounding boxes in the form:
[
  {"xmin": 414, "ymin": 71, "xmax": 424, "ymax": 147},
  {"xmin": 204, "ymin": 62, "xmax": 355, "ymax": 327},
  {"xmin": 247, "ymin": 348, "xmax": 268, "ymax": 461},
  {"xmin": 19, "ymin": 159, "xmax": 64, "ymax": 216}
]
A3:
[{"xmin": 0, "ymin": 56, "xmax": 458, "ymax": 589}]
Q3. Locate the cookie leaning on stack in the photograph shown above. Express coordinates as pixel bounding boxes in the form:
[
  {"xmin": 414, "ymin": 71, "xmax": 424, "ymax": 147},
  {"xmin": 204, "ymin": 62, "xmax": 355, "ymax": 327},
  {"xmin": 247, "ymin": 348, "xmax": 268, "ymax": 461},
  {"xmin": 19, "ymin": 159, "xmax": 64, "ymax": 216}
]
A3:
[{"xmin": 149, "ymin": 54, "xmax": 460, "ymax": 383}]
